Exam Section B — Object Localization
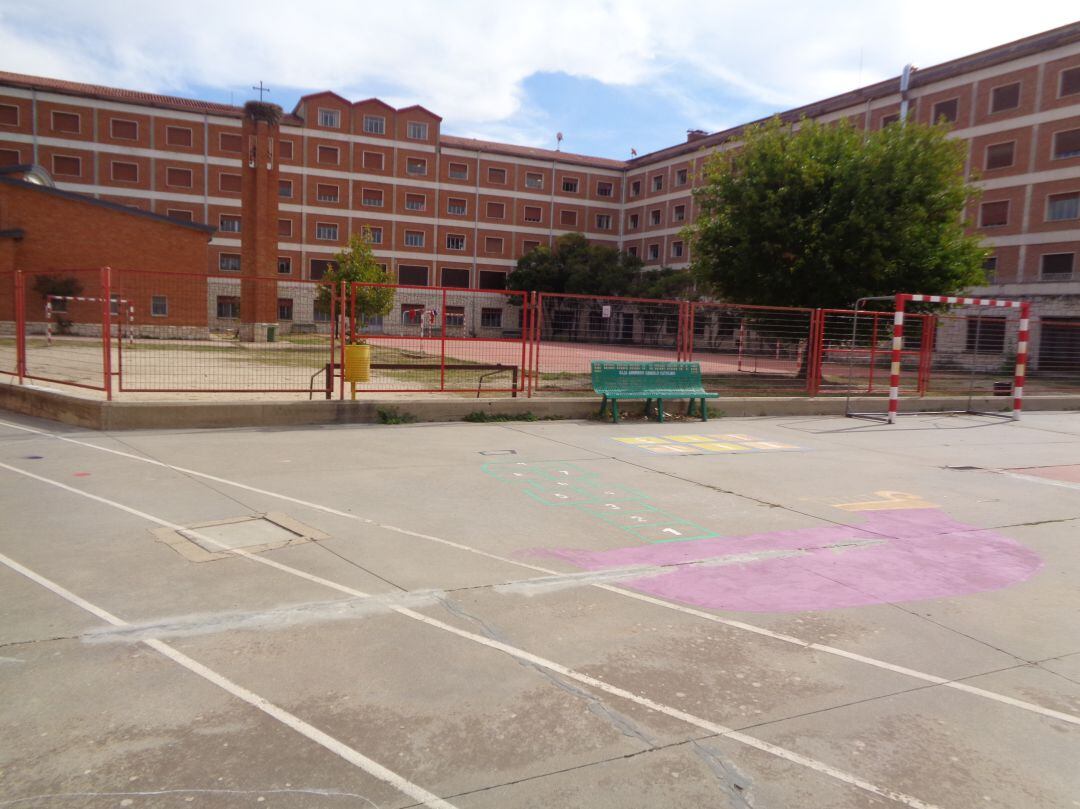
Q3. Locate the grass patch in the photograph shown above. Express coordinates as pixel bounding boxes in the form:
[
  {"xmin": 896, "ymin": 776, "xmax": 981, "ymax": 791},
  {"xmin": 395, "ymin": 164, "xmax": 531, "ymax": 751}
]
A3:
[{"xmin": 376, "ymin": 407, "xmax": 417, "ymax": 424}]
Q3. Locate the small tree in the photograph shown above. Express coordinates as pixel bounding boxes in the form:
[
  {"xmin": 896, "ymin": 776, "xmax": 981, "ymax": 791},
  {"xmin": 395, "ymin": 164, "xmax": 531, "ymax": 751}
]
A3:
[
  {"xmin": 687, "ymin": 117, "xmax": 987, "ymax": 309},
  {"xmin": 32, "ymin": 275, "xmax": 84, "ymax": 333},
  {"xmin": 318, "ymin": 229, "xmax": 394, "ymax": 340}
]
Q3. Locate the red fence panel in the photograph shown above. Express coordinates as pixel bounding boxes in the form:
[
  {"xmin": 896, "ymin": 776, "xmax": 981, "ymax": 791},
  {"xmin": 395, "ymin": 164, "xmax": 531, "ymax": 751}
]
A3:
[
  {"xmin": 532, "ymin": 292, "xmax": 683, "ymax": 392},
  {"xmin": 817, "ymin": 309, "xmax": 931, "ymax": 396},
  {"xmin": 345, "ymin": 283, "xmax": 529, "ymax": 396},
  {"xmin": 689, "ymin": 302, "xmax": 816, "ymax": 395}
]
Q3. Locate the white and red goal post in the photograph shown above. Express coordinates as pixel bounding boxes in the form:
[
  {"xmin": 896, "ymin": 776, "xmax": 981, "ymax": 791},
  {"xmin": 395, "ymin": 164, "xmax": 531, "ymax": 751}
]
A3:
[{"xmin": 888, "ymin": 293, "xmax": 1030, "ymax": 423}]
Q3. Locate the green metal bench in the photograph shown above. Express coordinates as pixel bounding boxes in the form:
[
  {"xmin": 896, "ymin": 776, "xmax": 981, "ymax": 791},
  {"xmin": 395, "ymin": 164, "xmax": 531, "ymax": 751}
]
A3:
[{"xmin": 592, "ymin": 361, "xmax": 719, "ymax": 424}]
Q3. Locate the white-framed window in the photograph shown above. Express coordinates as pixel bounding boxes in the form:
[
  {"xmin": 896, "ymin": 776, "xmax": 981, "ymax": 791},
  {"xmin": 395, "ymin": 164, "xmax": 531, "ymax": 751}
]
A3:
[
  {"xmin": 317, "ymin": 145, "xmax": 339, "ymax": 165},
  {"xmin": 219, "ymin": 214, "xmax": 241, "ymax": 233},
  {"xmin": 407, "ymin": 121, "xmax": 428, "ymax": 140},
  {"xmin": 362, "ymin": 189, "xmax": 384, "ymax": 207},
  {"xmin": 1061, "ymin": 66, "xmax": 1080, "ymax": 98},
  {"xmin": 278, "ymin": 139, "xmax": 293, "ymax": 159},
  {"xmin": 278, "ymin": 298, "xmax": 294, "ymax": 320},
  {"xmin": 525, "ymin": 172, "xmax": 543, "ymax": 189},
  {"xmin": 675, "ymin": 169, "xmax": 688, "ymax": 186},
  {"xmin": 219, "ymin": 173, "xmax": 241, "ymax": 192},
  {"xmin": 446, "ymin": 234, "xmax": 466, "ymax": 250},
  {"xmin": 367, "ymin": 226, "xmax": 383, "ymax": 244},
  {"xmin": 650, "ymin": 209, "xmax": 662, "ymax": 225},
  {"xmin": 404, "ymin": 230, "xmax": 425, "ymax": 247},
  {"xmin": 277, "ymin": 257, "xmax": 292, "ymax": 274},
  {"xmin": 278, "ymin": 179, "xmax": 293, "ymax": 198},
  {"xmin": 1047, "ymin": 192, "xmax": 1080, "ymax": 221},
  {"xmin": 448, "ymin": 162, "xmax": 468, "ymax": 180},
  {"xmin": 166, "ymin": 208, "xmax": 193, "ymax": 222},
  {"xmin": 484, "ymin": 236, "xmax": 504, "ymax": 254},
  {"xmin": 627, "ymin": 246, "xmax": 638, "ymax": 257},
  {"xmin": 595, "ymin": 214, "xmax": 612, "ymax": 230},
  {"xmin": 630, "ymin": 180, "xmax": 641, "ymax": 196},
  {"xmin": 316, "ymin": 222, "xmax": 339, "ymax": 241},
  {"xmin": 406, "ymin": 157, "xmax": 427, "ymax": 175},
  {"xmin": 278, "ymin": 218, "xmax": 293, "ymax": 237},
  {"xmin": 990, "ymin": 82, "xmax": 1021, "ymax": 113},
  {"xmin": 488, "ymin": 167, "xmax": 507, "ymax": 184},
  {"xmin": 487, "ymin": 201, "xmax": 505, "ymax": 219},
  {"xmin": 51, "ymin": 110, "xmax": 80, "ymax": 133},
  {"xmin": 442, "ymin": 267, "xmax": 470, "ymax": 288},
  {"xmin": 447, "ymin": 197, "xmax": 467, "ymax": 215},
  {"xmin": 110, "ymin": 118, "xmax": 138, "ymax": 140},
  {"xmin": 318, "ymin": 108, "xmax": 341, "ymax": 128},
  {"xmin": 167, "ymin": 167, "xmax": 193, "ymax": 188},
  {"xmin": 986, "ymin": 141, "xmax": 1015, "ymax": 170},
  {"xmin": 316, "ymin": 183, "xmax": 339, "ymax": 203},
  {"xmin": 597, "ymin": 181, "xmax": 614, "ymax": 197},
  {"xmin": 363, "ymin": 114, "xmax": 386, "ymax": 135},
  {"xmin": 628, "ymin": 214, "xmax": 639, "ymax": 229},
  {"xmin": 522, "ymin": 240, "xmax": 540, "ymax": 253},
  {"xmin": 673, "ymin": 204, "xmax": 686, "ymax": 222},
  {"xmin": 405, "ymin": 193, "xmax": 426, "ymax": 211},
  {"xmin": 562, "ymin": 177, "xmax": 579, "ymax": 193},
  {"xmin": 524, "ymin": 205, "xmax": 542, "ymax": 223},
  {"xmin": 979, "ymin": 200, "xmax": 1009, "ymax": 228},
  {"xmin": 151, "ymin": 295, "xmax": 168, "ymax": 317},
  {"xmin": 652, "ymin": 175, "xmax": 664, "ymax": 191},
  {"xmin": 1053, "ymin": 128, "xmax": 1080, "ymax": 159},
  {"xmin": 219, "ymin": 132, "xmax": 242, "ymax": 152},
  {"xmin": 165, "ymin": 125, "xmax": 192, "ymax": 147},
  {"xmin": 671, "ymin": 241, "xmax": 684, "ymax": 258},
  {"xmin": 219, "ymin": 254, "xmax": 241, "ymax": 272},
  {"xmin": 398, "ymin": 265, "xmax": 429, "ymax": 286},
  {"xmin": 559, "ymin": 209, "xmax": 577, "ymax": 226},
  {"xmin": 647, "ymin": 244, "xmax": 660, "ymax": 260},
  {"xmin": 0, "ymin": 103, "xmax": 20, "ymax": 126},
  {"xmin": 1041, "ymin": 252, "xmax": 1074, "ymax": 280},
  {"xmin": 362, "ymin": 151, "xmax": 384, "ymax": 170},
  {"xmin": 216, "ymin": 295, "xmax": 241, "ymax": 316},
  {"xmin": 932, "ymin": 98, "xmax": 959, "ymax": 124}
]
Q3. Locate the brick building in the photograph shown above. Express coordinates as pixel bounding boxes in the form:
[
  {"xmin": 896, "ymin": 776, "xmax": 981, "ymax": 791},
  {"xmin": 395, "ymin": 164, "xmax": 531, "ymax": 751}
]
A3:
[
  {"xmin": 0, "ymin": 165, "xmax": 213, "ymax": 335},
  {"xmin": 0, "ymin": 20, "xmax": 1077, "ymax": 329}
]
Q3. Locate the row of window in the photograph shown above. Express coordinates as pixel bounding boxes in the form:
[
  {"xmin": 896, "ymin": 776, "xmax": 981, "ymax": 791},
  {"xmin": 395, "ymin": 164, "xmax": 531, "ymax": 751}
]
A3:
[
  {"xmin": 982, "ymin": 252, "xmax": 1076, "ymax": 283},
  {"xmin": 979, "ymin": 192, "xmax": 1080, "ymax": 228},
  {"xmin": 219, "ymin": 254, "xmax": 515, "ymax": 287},
  {"xmin": 929, "ymin": 65, "xmax": 1080, "ymax": 125},
  {"xmin": 627, "ymin": 168, "xmax": 691, "ymax": 197},
  {"xmin": 315, "ymin": 107, "xmax": 429, "ymax": 141},
  {"xmin": 628, "ymin": 205, "xmax": 687, "ymax": 229}
]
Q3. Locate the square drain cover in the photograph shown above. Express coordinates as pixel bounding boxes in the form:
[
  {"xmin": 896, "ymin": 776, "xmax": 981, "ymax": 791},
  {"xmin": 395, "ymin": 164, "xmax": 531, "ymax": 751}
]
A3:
[{"xmin": 152, "ymin": 512, "xmax": 329, "ymax": 562}]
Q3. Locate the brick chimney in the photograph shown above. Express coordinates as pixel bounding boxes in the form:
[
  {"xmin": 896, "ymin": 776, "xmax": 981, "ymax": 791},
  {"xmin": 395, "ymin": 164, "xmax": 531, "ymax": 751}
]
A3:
[
  {"xmin": 686, "ymin": 129, "xmax": 708, "ymax": 142},
  {"xmin": 239, "ymin": 102, "xmax": 282, "ymax": 341}
]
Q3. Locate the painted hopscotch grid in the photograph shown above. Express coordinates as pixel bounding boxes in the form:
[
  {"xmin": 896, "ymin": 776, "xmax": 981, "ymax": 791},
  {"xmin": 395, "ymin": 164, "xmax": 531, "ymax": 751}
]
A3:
[
  {"xmin": 482, "ymin": 460, "xmax": 716, "ymax": 543},
  {"xmin": 613, "ymin": 433, "xmax": 803, "ymax": 455}
]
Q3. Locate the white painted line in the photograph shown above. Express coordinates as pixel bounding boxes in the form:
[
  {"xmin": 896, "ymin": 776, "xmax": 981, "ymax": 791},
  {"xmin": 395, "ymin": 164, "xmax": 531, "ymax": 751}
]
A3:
[
  {"xmin": 2, "ymin": 418, "xmax": 1078, "ymax": 730},
  {"xmin": 0, "ymin": 460, "xmax": 942, "ymax": 808},
  {"xmin": 0, "ymin": 550, "xmax": 458, "ymax": 809}
]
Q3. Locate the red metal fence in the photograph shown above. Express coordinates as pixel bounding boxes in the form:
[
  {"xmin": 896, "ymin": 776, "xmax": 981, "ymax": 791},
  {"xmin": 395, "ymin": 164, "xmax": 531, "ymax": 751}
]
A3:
[{"xmin": 3, "ymin": 267, "xmax": 1079, "ymax": 401}]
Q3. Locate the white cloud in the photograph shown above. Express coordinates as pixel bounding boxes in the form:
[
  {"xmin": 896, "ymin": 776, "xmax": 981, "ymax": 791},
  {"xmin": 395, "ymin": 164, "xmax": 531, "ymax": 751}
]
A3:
[{"xmin": 0, "ymin": 0, "xmax": 1076, "ymax": 137}]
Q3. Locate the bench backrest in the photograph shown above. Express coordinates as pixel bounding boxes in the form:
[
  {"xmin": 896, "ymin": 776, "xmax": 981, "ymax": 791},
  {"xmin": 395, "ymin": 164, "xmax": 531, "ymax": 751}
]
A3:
[{"xmin": 591, "ymin": 361, "xmax": 704, "ymax": 391}]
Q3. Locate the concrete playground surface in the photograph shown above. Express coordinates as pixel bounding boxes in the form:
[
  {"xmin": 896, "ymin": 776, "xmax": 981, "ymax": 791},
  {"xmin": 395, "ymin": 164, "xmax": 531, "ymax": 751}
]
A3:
[{"xmin": 0, "ymin": 410, "xmax": 1078, "ymax": 808}]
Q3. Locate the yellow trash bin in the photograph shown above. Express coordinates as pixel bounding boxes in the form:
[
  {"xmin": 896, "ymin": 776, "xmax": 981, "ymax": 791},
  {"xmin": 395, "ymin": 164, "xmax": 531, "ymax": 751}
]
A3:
[{"xmin": 343, "ymin": 344, "xmax": 371, "ymax": 399}]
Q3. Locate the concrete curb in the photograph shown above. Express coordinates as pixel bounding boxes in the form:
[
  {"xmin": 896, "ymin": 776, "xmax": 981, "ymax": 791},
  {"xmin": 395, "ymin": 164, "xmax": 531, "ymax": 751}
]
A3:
[{"xmin": 1, "ymin": 382, "xmax": 1078, "ymax": 431}]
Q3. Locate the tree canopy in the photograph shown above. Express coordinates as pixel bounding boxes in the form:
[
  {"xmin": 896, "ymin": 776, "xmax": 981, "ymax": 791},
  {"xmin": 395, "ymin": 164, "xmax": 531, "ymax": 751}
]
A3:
[
  {"xmin": 318, "ymin": 229, "xmax": 394, "ymax": 324},
  {"xmin": 687, "ymin": 117, "xmax": 987, "ymax": 309},
  {"xmin": 507, "ymin": 232, "xmax": 692, "ymax": 298}
]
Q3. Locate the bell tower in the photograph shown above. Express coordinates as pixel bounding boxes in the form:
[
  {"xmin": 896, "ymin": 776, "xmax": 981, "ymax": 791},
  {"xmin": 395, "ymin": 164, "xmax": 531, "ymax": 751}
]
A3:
[{"xmin": 239, "ymin": 94, "xmax": 282, "ymax": 341}]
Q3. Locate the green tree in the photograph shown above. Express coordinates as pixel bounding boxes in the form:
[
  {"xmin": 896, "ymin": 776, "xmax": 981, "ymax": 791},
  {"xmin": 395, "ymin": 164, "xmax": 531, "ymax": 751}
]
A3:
[
  {"xmin": 507, "ymin": 232, "xmax": 644, "ymax": 296},
  {"xmin": 318, "ymin": 229, "xmax": 394, "ymax": 338},
  {"xmin": 687, "ymin": 117, "xmax": 987, "ymax": 309}
]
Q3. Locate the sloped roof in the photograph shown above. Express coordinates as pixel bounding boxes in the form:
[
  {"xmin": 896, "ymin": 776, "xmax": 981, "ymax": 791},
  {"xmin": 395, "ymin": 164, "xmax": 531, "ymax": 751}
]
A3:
[{"xmin": 439, "ymin": 135, "xmax": 626, "ymax": 170}]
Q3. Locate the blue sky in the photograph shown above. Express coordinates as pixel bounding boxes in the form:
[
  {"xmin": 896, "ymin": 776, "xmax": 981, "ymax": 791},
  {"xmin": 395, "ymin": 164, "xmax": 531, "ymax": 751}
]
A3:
[{"xmin": 1, "ymin": 1, "xmax": 1077, "ymax": 159}]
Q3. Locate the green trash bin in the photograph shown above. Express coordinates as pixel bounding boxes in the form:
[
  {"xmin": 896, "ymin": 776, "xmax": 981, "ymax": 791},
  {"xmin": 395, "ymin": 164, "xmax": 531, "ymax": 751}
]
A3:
[{"xmin": 267, "ymin": 325, "xmax": 276, "ymax": 342}]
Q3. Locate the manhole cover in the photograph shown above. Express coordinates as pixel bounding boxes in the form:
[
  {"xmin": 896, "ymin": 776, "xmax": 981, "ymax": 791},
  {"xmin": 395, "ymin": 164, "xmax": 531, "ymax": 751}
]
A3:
[{"xmin": 152, "ymin": 513, "xmax": 329, "ymax": 562}]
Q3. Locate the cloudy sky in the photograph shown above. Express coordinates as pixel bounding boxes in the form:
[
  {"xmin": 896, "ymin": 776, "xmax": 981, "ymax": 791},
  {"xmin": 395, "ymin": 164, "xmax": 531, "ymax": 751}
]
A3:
[{"xmin": 1, "ymin": 1, "xmax": 1077, "ymax": 158}]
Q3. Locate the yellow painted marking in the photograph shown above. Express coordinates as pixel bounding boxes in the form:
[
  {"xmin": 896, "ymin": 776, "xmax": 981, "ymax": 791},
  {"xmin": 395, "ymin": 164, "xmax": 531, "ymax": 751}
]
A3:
[
  {"xmin": 692, "ymin": 442, "xmax": 749, "ymax": 452},
  {"xmin": 834, "ymin": 491, "xmax": 937, "ymax": 512},
  {"xmin": 646, "ymin": 444, "xmax": 702, "ymax": 454},
  {"xmin": 666, "ymin": 435, "xmax": 715, "ymax": 443},
  {"xmin": 614, "ymin": 436, "xmax": 670, "ymax": 445}
]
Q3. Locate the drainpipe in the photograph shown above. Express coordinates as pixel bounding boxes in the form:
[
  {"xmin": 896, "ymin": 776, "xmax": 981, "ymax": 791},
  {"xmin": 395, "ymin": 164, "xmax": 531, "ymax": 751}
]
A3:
[{"xmin": 899, "ymin": 64, "xmax": 913, "ymax": 125}]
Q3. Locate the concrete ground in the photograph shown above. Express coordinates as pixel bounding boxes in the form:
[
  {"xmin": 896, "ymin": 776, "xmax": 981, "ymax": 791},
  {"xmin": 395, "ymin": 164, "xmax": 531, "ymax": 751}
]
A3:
[{"xmin": 0, "ymin": 409, "xmax": 1078, "ymax": 809}]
